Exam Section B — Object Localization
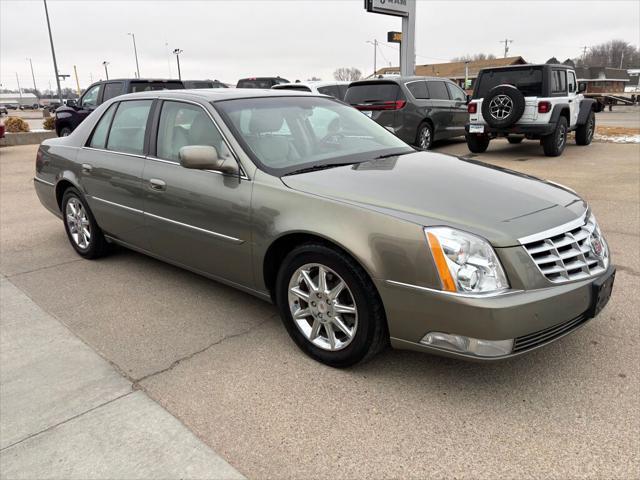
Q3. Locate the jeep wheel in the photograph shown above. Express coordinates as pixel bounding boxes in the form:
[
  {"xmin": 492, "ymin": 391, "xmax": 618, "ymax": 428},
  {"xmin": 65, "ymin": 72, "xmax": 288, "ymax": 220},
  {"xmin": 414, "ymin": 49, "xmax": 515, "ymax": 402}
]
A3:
[
  {"xmin": 465, "ymin": 134, "xmax": 490, "ymax": 153},
  {"xmin": 575, "ymin": 111, "xmax": 595, "ymax": 145},
  {"xmin": 481, "ymin": 85, "xmax": 526, "ymax": 129},
  {"xmin": 507, "ymin": 136, "xmax": 524, "ymax": 144},
  {"xmin": 542, "ymin": 116, "xmax": 568, "ymax": 157}
]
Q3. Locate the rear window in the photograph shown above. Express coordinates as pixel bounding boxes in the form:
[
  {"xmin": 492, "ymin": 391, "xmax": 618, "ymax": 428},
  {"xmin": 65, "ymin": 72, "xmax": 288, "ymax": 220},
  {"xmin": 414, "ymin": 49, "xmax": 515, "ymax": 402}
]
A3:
[
  {"xmin": 237, "ymin": 79, "xmax": 274, "ymax": 89},
  {"xmin": 344, "ymin": 82, "xmax": 402, "ymax": 104},
  {"xmin": 273, "ymin": 85, "xmax": 312, "ymax": 92},
  {"xmin": 129, "ymin": 81, "xmax": 184, "ymax": 92},
  {"xmin": 475, "ymin": 67, "xmax": 543, "ymax": 98}
]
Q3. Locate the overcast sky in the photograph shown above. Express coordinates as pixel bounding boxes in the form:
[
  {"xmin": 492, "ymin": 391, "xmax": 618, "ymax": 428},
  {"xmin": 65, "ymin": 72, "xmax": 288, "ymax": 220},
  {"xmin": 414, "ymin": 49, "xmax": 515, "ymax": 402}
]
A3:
[{"xmin": 1, "ymin": 0, "xmax": 639, "ymax": 91}]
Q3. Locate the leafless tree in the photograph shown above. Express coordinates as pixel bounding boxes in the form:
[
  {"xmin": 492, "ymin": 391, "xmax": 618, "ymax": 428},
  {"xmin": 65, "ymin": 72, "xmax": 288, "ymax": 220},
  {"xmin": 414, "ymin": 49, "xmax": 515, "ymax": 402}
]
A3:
[
  {"xmin": 575, "ymin": 40, "xmax": 639, "ymax": 68},
  {"xmin": 333, "ymin": 67, "xmax": 362, "ymax": 81},
  {"xmin": 450, "ymin": 53, "xmax": 497, "ymax": 62}
]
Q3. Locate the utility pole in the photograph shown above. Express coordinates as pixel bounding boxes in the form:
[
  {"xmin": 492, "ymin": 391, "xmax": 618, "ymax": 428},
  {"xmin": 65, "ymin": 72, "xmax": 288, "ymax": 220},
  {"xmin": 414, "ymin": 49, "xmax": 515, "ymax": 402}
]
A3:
[
  {"xmin": 73, "ymin": 65, "xmax": 81, "ymax": 96},
  {"xmin": 16, "ymin": 73, "xmax": 23, "ymax": 101},
  {"xmin": 464, "ymin": 61, "xmax": 470, "ymax": 89},
  {"xmin": 366, "ymin": 39, "xmax": 378, "ymax": 76},
  {"xmin": 581, "ymin": 46, "xmax": 589, "ymax": 62},
  {"xmin": 500, "ymin": 38, "xmax": 513, "ymax": 58},
  {"xmin": 127, "ymin": 32, "xmax": 140, "ymax": 78},
  {"xmin": 43, "ymin": 0, "xmax": 63, "ymax": 103},
  {"xmin": 619, "ymin": 50, "xmax": 625, "ymax": 69},
  {"xmin": 27, "ymin": 58, "xmax": 38, "ymax": 99},
  {"xmin": 173, "ymin": 49, "xmax": 183, "ymax": 80},
  {"xmin": 102, "ymin": 61, "xmax": 109, "ymax": 80}
]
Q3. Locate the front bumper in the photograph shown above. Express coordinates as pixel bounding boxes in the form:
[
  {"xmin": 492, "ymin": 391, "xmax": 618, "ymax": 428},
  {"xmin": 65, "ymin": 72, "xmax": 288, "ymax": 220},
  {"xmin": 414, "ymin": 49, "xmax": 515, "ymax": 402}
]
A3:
[
  {"xmin": 376, "ymin": 264, "xmax": 615, "ymax": 360},
  {"xmin": 465, "ymin": 122, "xmax": 556, "ymax": 136}
]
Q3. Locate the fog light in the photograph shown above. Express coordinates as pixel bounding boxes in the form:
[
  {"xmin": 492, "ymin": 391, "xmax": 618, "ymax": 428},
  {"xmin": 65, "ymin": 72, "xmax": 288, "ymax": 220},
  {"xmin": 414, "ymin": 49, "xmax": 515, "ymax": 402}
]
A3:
[{"xmin": 420, "ymin": 332, "xmax": 514, "ymax": 358}]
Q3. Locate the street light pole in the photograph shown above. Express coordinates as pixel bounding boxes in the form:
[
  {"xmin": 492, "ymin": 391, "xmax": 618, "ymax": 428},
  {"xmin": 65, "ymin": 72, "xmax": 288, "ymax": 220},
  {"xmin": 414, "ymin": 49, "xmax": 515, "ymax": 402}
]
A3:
[
  {"xmin": 27, "ymin": 58, "xmax": 38, "ymax": 98},
  {"xmin": 43, "ymin": 0, "xmax": 63, "ymax": 103},
  {"xmin": 127, "ymin": 32, "xmax": 140, "ymax": 78},
  {"xmin": 173, "ymin": 49, "xmax": 183, "ymax": 80},
  {"xmin": 102, "ymin": 61, "xmax": 109, "ymax": 80},
  {"xmin": 366, "ymin": 40, "xmax": 378, "ymax": 76}
]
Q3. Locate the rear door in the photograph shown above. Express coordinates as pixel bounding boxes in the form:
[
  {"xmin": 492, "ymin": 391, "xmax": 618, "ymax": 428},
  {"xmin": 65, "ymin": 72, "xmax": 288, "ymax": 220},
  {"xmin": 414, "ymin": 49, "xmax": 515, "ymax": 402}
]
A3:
[
  {"xmin": 80, "ymin": 99, "xmax": 153, "ymax": 248},
  {"xmin": 344, "ymin": 81, "xmax": 406, "ymax": 141},
  {"xmin": 445, "ymin": 82, "xmax": 469, "ymax": 136},
  {"xmin": 425, "ymin": 80, "xmax": 454, "ymax": 139}
]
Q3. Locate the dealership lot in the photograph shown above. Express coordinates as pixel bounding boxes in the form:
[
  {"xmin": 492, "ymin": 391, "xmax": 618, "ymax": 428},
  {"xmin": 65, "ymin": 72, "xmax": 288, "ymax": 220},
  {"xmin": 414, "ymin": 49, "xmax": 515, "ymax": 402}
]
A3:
[{"xmin": 1, "ymin": 140, "xmax": 638, "ymax": 478}]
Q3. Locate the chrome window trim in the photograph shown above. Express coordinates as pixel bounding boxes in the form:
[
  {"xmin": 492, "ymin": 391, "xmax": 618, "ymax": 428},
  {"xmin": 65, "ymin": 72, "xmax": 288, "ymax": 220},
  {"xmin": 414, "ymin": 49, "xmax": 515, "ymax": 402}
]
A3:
[
  {"xmin": 143, "ymin": 211, "xmax": 244, "ymax": 244},
  {"xmin": 144, "ymin": 156, "xmax": 249, "ymax": 180},
  {"xmin": 90, "ymin": 195, "xmax": 143, "ymax": 214},
  {"xmin": 518, "ymin": 210, "xmax": 588, "ymax": 245},
  {"xmin": 34, "ymin": 176, "xmax": 54, "ymax": 187},
  {"xmin": 82, "ymin": 146, "xmax": 147, "ymax": 159},
  {"xmin": 153, "ymin": 97, "xmax": 250, "ymax": 180},
  {"xmin": 385, "ymin": 280, "xmax": 521, "ymax": 298}
]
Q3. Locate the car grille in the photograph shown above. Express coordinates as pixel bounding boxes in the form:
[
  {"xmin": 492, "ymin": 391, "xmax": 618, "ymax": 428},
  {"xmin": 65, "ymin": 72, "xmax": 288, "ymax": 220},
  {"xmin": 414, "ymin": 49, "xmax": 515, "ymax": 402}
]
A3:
[
  {"xmin": 520, "ymin": 213, "xmax": 608, "ymax": 283},
  {"xmin": 512, "ymin": 314, "xmax": 589, "ymax": 353}
]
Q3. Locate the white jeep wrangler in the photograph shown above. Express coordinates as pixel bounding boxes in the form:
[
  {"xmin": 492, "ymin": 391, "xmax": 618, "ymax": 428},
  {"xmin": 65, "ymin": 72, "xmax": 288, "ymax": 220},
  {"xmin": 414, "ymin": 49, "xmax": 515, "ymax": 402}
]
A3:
[{"xmin": 466, "ymin": 64, "xmax": 597, "ymax": 157}]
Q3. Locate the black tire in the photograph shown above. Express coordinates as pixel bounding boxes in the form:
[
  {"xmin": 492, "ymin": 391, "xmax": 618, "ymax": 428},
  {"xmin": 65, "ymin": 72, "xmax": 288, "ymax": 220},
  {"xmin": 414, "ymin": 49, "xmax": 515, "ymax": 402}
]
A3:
[
  {"xmin": 275, "ymin": 243, "xmax": 388, "ymax": 368},
  {"xmin": 58, "ymin": 126, "xmax": 72, "ymax": 137},
  {"xmin": 61, "ymin": 187, "xmax": 109, "ymax": 259},
  {"xmin": 481, "ymin": 85, "xmax": 526, "ymax": 128},
  {"xmin": 415, "ymin": 122, "xmax": 433, "ymax": 150},
  {"xmin": 465, "ymin": 134, "xmax": 490, "ymax": 153},
  {"xmin": 507, "ymin": 136, "xmax": 524, "ymax": 144},
  {"xmin": 575, "ymin": 110, "xmax": 595, "ymax": 145},
  {"xmin": 542, "ymin": 116, "xmax": 568, "ymax": 157}
]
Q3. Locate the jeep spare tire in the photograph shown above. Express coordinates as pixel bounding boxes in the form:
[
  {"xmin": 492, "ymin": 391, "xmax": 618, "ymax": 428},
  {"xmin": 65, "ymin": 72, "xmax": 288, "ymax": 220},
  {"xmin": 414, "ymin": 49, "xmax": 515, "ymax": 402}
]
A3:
[{"xmin": 481, "ymin": 85, "xmax": 526, "ymax": 128}]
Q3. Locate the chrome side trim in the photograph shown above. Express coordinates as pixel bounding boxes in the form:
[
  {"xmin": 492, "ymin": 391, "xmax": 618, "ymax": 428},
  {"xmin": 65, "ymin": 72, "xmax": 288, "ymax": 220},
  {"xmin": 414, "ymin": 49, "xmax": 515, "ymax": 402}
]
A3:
[
  {"xmin": 82, "ymin": 146, "xmax": 147, "ymax": 159},
  {"xmin": 145, "ymin": 156, "xmax": 249, "ymax": 180},
  {"xmin": 143, "ymin": 211, "xmax": 244, "ymax": 244},
  {"xmin": 385, "ymin": 280, "xmax": 521, "ymax": 298},
  {"xmin": 90, "ymin": 196, "xmax": 143, "ymax": 214},
  {"xmin": 518, "ymin": 210, "xmax": 588, "ymax": 245},
  {"xmin": 33, "ymin": 176, "xmax": 54, "ymax": 187}
]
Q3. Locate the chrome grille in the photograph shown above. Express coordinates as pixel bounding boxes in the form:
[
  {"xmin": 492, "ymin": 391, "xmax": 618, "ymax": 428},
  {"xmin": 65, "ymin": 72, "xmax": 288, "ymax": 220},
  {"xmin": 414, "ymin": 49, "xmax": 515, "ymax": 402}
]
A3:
[{"xmin": 520, "ymin": 213, "xmax": 608, "ymax": 284}]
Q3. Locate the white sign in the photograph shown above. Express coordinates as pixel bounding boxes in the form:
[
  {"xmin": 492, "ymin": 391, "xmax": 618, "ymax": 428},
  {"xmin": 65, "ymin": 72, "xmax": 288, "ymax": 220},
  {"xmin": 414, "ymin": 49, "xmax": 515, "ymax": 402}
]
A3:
[{"xmin": 367, "ymin": 0, "xmax": 409, "ymax": 17}]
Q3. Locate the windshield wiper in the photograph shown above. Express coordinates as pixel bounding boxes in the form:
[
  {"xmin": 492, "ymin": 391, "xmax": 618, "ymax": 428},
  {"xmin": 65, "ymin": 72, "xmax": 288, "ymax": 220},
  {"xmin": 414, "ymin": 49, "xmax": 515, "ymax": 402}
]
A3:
[
  {"xmin": 283, "ymin": 162, "xmax": 359, "ymax": 176},
  {"xmin": 373, "ymin": 150, "xmax": 414, "ymax": 160}
]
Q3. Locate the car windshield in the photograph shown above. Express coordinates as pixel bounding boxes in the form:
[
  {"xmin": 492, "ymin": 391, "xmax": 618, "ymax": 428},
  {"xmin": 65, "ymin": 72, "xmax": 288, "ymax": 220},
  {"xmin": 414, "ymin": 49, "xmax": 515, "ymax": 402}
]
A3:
[
  {"xmin": 214, "ymin": 96, "xmax": 413, "ymax": 175},
  {"xmin": 475, "ymin": 67, "xmax": 543, "ymax": 98}
]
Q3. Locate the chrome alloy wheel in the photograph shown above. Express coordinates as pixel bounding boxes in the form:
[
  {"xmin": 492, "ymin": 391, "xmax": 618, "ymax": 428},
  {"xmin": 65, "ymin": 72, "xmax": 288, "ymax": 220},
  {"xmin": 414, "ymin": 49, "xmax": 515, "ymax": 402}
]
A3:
[
  {"xmin": 557, "ymin": 123, "xmax": 567, "ymax": 149},
  {"xmin": 418, "ymin": 126, "xmax": 431, "ymax": 149},
  {"xmin": 288, "ymin": 263, "xmax": 358, "ymax": 351},
  {"xmin": 65, "ymin": 197, "xmax": 91, "ymax": 249},
  {"xmin": 587, "ymin": 116, "xmax": 595, "ymax": 141},
  {"xmin": 488, "ymin": 94, "xmax": 513, "ymax": 120}
]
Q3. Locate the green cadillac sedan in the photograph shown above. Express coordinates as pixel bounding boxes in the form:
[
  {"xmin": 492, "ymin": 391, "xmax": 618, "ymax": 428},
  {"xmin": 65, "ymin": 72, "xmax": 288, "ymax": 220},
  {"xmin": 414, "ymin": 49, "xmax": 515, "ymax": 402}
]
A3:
[{"xmin": 34, "ymin": 89, "xmax": 615, "ymax": 367}]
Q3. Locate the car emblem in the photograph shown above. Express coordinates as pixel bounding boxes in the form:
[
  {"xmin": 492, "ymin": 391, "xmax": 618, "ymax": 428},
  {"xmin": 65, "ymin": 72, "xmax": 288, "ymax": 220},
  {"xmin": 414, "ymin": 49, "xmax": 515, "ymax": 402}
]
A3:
[
  {"xmin": 488, "ymin": 95, "xmax": 513, "ymax": 120},
  {"xmin": 589, "ymin": 234, "xmax": 605, "ymax": 258}
]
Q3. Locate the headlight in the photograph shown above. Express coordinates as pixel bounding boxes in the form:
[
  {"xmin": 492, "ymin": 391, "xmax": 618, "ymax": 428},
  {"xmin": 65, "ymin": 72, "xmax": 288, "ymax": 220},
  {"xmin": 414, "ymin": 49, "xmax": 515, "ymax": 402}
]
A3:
[{"xmin": 425, "ymin": 227, "xmax": 509, "ymax": 295}]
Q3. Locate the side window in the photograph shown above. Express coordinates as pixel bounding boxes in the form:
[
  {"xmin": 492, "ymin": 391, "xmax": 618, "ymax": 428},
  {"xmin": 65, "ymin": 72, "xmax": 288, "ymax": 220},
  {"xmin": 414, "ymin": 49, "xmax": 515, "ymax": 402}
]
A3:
[
  {"xmin": 80, "ymin": 84, "xmax": 101, "ymax": 108},
  {"xmin": 426, "ymin": 81, "xmax": 450, "ymax": 100},
  {"xmin": 106, "ymin": 100, "xmax": 152, "ymax": 155},
  {"xmin": 552, "ymin": 70, "xmax": 567, "ymax": 94},
  {"xmin": 156, "ymin": 101, "xmax": 232, "ymax": 163},
  {"xmin": 446, "ymin": 82, "xmax": 467, "ymax": 101},
  {"xmin": 317, "ymin": 85, "xmax": 341, "ymax": 99},
  {"xmin": 568, "ymin": 72, "xmax": 577, "ymax": 93},
  {"xmin": 88, "ymin": 103, "xmax": 117, "ymax": 149},
  {"xmin": 406, "ymin": 81, "xmax": 428, "ymax": 99},
  {"xmin": 102, "ymin": 82, "xmax": 124, "ymax": 102}
]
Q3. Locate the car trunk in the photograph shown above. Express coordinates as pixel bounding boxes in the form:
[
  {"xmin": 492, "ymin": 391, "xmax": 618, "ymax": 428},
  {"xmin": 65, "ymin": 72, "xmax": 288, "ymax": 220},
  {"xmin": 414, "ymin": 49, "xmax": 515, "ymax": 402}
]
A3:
[{"xmin": 344, "ymin": 81, "xmax": 405, "ymax": 133}]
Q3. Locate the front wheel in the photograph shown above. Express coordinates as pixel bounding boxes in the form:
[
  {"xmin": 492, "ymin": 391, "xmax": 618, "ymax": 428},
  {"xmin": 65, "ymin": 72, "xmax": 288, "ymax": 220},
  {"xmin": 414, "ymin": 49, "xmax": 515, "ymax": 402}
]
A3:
[
  {"xmin": 415, "ymin": 122, "xmax": 433, "ymax": 150},
  {"xmin": 62, "ymin": 188, "xmax": 109, "ymax": 259},
  {"xmin": 275, "ymin": 244, "xmax": 388, "ymax": 367},
  {"xmin": 466, "ymin": 134, "xmax": 490, "ymax": 153},
  {"xmin": 575, "ymin": 111, "xmax": 595, "ymax": 145},
  {"xmin": 542, "ymin": 116, "xmax": 568, "ymax": 157}
]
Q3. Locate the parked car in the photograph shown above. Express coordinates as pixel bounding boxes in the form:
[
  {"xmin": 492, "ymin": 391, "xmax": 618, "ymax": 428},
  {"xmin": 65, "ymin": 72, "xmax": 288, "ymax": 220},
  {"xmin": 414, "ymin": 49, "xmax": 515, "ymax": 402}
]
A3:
[
  {"xmin": 3, "ymin": 103, "xmax": 18, "ymax": 110},
  {"xmin": 344, "ymin": 76, "xmax": 468, "ymax": 150},
  {"xmin": 54, "ymin": 78, "xmax": 184, "ymax": 136},
  {"xmin": 34, "ymin": 89, "xmax": 614, "ymax": 367},
  {"xmin": 19, "ymin": 103, "xmax": 39, "ymax": 110},
  {"xmin": 466, "ymin": 64, "xmax": 597, "ymax": 156},
  {"xmin": 236, "ymin": 76, "xmax": 289, "ymax": 88},
  {"xmin": 0, "ymin": 105, "xmax": 7, "ymax": 116},
  {"xmin": 183, "ymin": 80, "xmax": 228, "ymax": 89},
  {"xmin": 272, "ymin": 81, "xmax": 350, "ymax": 100}
]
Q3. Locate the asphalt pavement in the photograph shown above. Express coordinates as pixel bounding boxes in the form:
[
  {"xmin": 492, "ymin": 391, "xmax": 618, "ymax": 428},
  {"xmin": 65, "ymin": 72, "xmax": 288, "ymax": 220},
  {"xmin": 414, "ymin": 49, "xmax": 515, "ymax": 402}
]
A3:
[{"xmin": 0, "ymin": 140, "xmax": 638, "ymax": 479}]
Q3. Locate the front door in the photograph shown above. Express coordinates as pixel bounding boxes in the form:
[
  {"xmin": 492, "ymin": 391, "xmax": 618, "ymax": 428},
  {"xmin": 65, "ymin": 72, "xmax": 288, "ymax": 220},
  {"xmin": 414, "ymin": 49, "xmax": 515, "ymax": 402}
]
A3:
[
  {"xmin": 446, "ymin": 82, "xmax": 469, "ymax": 135},
  {"xmin": 567, "ymin": 71, "xmax": 579, "ymax": 128},
  {"xmin": 142, "ymin": 100, "xmax": 254, "ymax": 287}
]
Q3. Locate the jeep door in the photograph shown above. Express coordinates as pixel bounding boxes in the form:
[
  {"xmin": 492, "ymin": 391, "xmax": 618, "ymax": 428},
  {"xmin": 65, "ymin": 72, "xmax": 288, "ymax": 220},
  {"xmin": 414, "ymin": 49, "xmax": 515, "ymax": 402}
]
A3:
[
  {"xmin": 567, "ymin": 71, "xmax": 579, "ymax": 127},
  {"xmin": 142, "ymin": 99, "xmax": 253, "ymax": 286},
  {"xmin": 425, "ymin": 81, "xmax": 454, "ymax": 140}
]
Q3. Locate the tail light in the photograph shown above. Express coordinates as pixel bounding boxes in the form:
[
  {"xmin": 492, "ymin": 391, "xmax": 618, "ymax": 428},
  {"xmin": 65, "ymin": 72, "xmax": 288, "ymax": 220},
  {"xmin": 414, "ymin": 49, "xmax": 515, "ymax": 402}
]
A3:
[
  {"xmin": 467, "ymin": 102, "xmax": 478, "ymax": 114},
  {"xmin": 35, "ymin": 148, "xmax": 44, "ymax": 171},
  {"xmin": 538, "ymin": 101, "xmax": 551, "ymax": 114},
  {"xmin": 355, "ymin": 100, "xmax": 406, "ymax": 111}
]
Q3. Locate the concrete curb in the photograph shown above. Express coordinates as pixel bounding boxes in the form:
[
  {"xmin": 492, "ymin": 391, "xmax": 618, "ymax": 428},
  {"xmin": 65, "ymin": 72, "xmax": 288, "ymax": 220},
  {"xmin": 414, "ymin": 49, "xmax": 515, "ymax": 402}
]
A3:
[{"xmin": 0, "ymin": 131, "xmax": 56, "ymax": 147}]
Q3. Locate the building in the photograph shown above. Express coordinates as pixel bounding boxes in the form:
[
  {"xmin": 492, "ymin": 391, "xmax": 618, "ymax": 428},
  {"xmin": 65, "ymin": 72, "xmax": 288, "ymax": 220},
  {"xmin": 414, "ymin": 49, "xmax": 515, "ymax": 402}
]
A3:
[
  {"xmin": 374, "ymin": 56, "xmax": 528, "ymax": 90},
  {"xmin": 626, "ymin": 69, "xmax": 639, "ymax": 92},
  {"xmin": 574, "ymin": 67, "xmax": 630, "ymax": 94},
  {"xmin": 0, "ymin": 92, "xmax": 38, "ymax": 107}
]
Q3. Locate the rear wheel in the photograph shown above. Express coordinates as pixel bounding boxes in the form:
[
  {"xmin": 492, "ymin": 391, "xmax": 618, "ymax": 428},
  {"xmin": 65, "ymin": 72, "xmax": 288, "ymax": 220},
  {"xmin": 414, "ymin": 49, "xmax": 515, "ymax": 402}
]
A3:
[
  {"xmin": 62, "ymin": 188, "xmax": 109, "ymax": 259},
  {"xmin": 276, "ymin": 243, "xmax": 387, "ymax": 367},
  {"xmin": 465, "ymin": 134, "xmax": 490, "ymax": 153},
  {"xmin": 415, "ymin": 122, "xmax": 433, "ymax": 150},
  {"xmin": 507, "ymin": 136, "xmax": 524, "ymax": 144},
  {"xmin": 575, "ymin": 110, "xmax": 595, "ymax": 145},
  {"xmin": 58, "ymin": 126, "xmax": 72, "ymax": 137},
  {"xmin": 542, "ymin": 116, "xmax": 568, "ymax": 157}
]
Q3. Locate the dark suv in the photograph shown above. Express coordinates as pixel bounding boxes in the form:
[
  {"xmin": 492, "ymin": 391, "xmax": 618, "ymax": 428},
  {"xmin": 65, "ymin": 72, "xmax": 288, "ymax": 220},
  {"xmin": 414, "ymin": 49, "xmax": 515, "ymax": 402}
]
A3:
[
  {"xmin": 344, "ymin": 76, "xmax": 469, "ymax": 150},
  {"xmin": 236, "ymin": 77, "xmax": 290, "ymax": 88},
  {"xmin": 54, "ymin": 79, "xmax": 184, "ymax": 136}
]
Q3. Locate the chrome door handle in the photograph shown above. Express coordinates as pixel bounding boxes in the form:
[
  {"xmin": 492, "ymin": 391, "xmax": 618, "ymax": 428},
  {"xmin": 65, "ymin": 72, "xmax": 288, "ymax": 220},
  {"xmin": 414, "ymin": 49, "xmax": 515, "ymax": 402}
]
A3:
[
  {"xmin": 81, "ymin": 163, "xmax": 93, "ymax": 174},
  {"xmin": 149, "ymin": 178, "xmax": 166, "ymax": 191}
]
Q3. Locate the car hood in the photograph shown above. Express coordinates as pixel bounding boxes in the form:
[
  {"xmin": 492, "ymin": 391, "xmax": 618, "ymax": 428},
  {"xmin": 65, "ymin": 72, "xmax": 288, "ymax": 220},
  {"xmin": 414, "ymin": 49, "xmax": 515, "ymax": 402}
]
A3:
[{"xmin": 281, "ymin": 151, "xmax": 587, "ymax": 247}]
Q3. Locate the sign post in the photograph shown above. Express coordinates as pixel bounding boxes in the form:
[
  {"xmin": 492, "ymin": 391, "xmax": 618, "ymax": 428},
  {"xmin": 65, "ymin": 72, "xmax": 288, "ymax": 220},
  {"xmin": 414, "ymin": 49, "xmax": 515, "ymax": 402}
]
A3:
[{"xmin": 365, "ymin": 0, "xmax": 415, "ymax": 76}]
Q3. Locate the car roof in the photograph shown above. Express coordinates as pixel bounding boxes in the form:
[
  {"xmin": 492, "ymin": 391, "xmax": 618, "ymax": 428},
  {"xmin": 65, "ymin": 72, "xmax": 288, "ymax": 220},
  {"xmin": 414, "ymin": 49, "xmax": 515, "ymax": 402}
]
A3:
[
  {"xmin": 349, "ymin": 76, "xmax": 454, "ymax": 86},
  {"xmin": 113, "ymin": 88, "xmax": 322, "ymax": 103},
  {"xmin": 274, "ymin": 81, "xmax": 351, "ymax": 88},
  {"xmin": 479, "ymin": 64, "xmax": 573, "ymax": 72}
]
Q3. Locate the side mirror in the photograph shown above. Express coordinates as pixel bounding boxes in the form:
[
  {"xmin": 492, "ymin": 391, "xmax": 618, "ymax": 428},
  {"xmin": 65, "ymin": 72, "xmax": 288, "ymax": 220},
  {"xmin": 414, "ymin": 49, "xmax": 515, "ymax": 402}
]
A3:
[
  {"xmin": 466, "ymin": 94, "xmax": 472, "ymax": 104},
  {"xmin": 66, "ymin": 99, "xmax": 77, "ymax": 107},
  {"xmin": 578, "ymin": 82, "xmax": 587, "ymax": 93},
  {"xmin": 179, "ymin": 145, "xmax": 224, "ymax": 170}
]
